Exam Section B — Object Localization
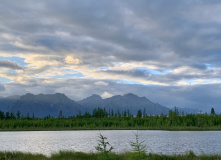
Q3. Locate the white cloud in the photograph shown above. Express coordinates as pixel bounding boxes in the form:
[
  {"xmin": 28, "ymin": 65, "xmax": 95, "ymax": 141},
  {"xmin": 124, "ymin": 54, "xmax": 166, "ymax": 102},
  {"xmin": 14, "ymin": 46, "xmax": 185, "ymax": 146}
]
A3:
[
  {"xmin": 64, "ymin": 56, "xmax": 80, "ymax": 65},
  {"xmin": 101, "ymin": 92, "xmax": 113, "ymax": 99},
  {"xmin": 94, "ymin": 81, "xmax": 108, "ymax": 86}
]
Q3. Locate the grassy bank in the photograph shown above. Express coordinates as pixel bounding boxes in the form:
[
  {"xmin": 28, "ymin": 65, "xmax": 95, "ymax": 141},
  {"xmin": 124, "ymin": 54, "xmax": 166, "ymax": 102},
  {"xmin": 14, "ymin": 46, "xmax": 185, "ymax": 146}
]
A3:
[{"xmin": 0, "ymin": 151, "xmax": 221, "ymax": 160}]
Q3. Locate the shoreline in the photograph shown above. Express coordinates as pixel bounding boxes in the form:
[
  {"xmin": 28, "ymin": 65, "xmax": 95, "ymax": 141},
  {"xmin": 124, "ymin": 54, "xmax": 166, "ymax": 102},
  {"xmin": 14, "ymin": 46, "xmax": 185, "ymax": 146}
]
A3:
[{"xmin": 1, "ymin": 127, "xmax": 221, "ymax": 132}]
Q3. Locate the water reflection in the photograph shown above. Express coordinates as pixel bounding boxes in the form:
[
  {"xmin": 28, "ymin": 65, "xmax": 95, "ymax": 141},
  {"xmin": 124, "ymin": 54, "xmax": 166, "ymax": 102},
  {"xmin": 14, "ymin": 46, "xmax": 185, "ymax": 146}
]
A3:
[{"xmin": 0, "ymin": 130, "xmax": 220, "ymax": 156}]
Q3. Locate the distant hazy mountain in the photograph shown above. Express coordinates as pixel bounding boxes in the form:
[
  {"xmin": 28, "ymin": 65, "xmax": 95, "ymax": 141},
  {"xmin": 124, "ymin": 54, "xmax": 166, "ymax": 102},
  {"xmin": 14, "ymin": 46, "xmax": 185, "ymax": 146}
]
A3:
[
  {"xmin": 78, "ymin": 94, "xmax": 104, "ymax": 110},
  {"xmin": 7, "ymin": 93, "xmax": 81, "ymax": 117},
  {"xmin": 1, "ymin": 93, "xmax": 199, "ymax": 118},
  {"xmin": 0, "ymin": 95, "xmax": 20, "ymax": 112},
  {"xmin": 78, "ymin": 93, "xmax": 170, "ymax": 115}
]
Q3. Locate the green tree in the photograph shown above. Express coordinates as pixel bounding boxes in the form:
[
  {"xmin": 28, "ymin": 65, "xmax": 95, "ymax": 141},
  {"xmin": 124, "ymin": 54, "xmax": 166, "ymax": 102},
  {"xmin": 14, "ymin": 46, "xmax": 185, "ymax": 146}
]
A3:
[
  {"xmin": 137, "ymin": 109, "xmax": 142, "ymax": 118},
  {"xmin": 130, "ymin": 132, "xmax": 146, "ymax": 159},
  {"xmin": 143, "ymin": 108, "xmax": 146, "ymax": 118},
  {"xmin": 211, "ymin": 107, "xmax": 215, "ymax": 115},
  {"xmin": 10, "ymin": 112, "xmax": 16, "ymax": 119},
  {"xmin": 16, "ymin": 110, "xmax": 21, "ymax": 119},
  {"xmin": 111, "ymin": 109, "xmax": 114, "ymax": 117},
  {"xmin": 77, "ymin": 111, "xmax": 82, "ymax": 118},
  {"xmin": 59, "ymin": 110, "xmax": 63, "ymax": 118},
  {"xmin": 0, "ymin": 111, "xmax": 5, "ymax": 120},
  {"xmin": 127, "ymin": 109, "xmax": 130, "ymax": 117},
  {"xmin": 95, "ymin": 133, "xmax": 114, "ymax": 160},
  {"xmin": 117, "ymin": 109, "xmax": 121, "ymax": 117},
  {"xmin": 26, "ymin": 113, "xmax": 30, "ymax": 120},
  {"xmin": 32, "ymin": 113, "xmax": 35, "ymax": 120},
  {"xmin": 5, "ymin": 112, "xmax": 10, "ymax": 120}
]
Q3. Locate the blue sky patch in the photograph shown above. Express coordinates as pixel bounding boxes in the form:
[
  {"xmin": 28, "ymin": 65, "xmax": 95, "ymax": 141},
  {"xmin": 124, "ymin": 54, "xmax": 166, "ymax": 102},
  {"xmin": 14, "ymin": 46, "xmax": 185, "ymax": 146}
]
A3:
[
  {"xmin": 136, "ymin": 67, "xmax": 170, "ymax": 75},
  {"xmin": 52, "ymin": 73, "xmax": 84, "ymax": 79},
  {"xmin": 0, "ymin": 56, "xmax": 28, "ymax": 67},
  {"xmin": 0, "ymin": 77, "xmax": 12, "ymax": 82}
]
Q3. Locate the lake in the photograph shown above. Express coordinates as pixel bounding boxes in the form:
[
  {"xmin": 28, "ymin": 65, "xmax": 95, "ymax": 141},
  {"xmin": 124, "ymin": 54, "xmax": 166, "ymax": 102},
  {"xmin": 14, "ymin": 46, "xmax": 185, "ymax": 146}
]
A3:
[{"xmin": 0, "ymin": 130, "xmax": 220, "ymax": 156}]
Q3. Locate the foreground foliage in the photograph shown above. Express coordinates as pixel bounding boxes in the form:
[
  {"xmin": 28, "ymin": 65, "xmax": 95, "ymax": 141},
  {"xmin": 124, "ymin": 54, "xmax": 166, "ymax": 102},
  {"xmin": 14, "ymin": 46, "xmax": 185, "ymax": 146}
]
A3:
[
  {"xmin": 130, "ymin": 132, "xmax": 147, "ymax": 160},
  {"xmin": 95, "ymin": 133, "xmax": 114, "ymax": 160},
  {"xmin": 0, "ymin": 151, "xmax": 221, "ymax": 160}
]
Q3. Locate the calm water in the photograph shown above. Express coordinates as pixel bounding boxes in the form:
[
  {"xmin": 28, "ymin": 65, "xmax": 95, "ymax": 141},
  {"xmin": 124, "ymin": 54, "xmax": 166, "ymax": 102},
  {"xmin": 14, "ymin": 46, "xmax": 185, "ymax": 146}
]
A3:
[{"xmin": 0, "ymin": 130, "xmax": 220, "ymax": 156}]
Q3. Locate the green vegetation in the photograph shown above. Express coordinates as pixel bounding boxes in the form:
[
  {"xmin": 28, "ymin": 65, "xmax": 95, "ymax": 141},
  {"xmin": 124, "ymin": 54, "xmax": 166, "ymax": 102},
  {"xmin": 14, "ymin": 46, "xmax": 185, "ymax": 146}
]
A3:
[
  {"xmin": 130, "ymin": 132, "xmax": 147, "ymax": 160},
  {"xmin": 211, "ymin": 107, "xmax": 215, "ymax": 115},
  {"xmin": 1, "ymin": 151, "xmax": 221, "ymax": 160},
  {"xmin": 0, "ymin": 108, "xmax": 221, "ymax": 131},
  {"xmin": 95, "ymin": 133, "xmax": 114, "ymax": 160}
]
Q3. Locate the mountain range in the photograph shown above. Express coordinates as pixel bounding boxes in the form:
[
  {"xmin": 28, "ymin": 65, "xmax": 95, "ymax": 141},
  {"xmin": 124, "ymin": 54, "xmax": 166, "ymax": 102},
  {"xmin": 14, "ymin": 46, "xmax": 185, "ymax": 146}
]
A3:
[
  {"xmin": 78, "ymin": 93, "xmax": 170, "ymax": 115},
  {"xmin": 0, "ymin": 93, "xmax": 200, "ymax": 117}
]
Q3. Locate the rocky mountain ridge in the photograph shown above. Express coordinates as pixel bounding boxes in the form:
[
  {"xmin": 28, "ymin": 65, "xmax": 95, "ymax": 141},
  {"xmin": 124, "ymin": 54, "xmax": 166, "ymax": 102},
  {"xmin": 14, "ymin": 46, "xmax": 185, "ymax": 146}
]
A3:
[{"xmin": 0, "ymin": 93, "xmax": 199, "ymax": 117}]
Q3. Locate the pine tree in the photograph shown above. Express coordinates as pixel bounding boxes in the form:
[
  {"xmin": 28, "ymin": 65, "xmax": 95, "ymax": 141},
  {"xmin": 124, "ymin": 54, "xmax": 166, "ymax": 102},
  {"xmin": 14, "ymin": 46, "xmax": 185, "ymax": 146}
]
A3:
[
  {"xmin": 95, "ymin": 133, "xmax": 113, "ymax": 160},
  {"xmin": 16, "ymin": 110, "xmax": 21, "ymax": 119},
  {"xmin": 130, "ymin": 132, "xmax": 146, "ymax": 158},
  {"xmin": 211, "ymin": 107, "xmax": 215, "ymax": 115},
  {"xmin": 137, "ymin": 109, "xmax": 142, "ymax": 118}
]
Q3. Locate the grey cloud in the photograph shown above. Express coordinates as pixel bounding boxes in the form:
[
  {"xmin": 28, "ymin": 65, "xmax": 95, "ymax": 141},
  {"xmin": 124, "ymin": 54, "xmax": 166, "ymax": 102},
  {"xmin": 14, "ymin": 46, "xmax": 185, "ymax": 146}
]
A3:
[
  {"xmin": 102, "ymin": 69, "xmax": 150, "ymax": 78},
  {"xmin": 24, "ymin": 66, "xmax": 51, "ymax": 76},
  {"xmin": 0, "ymin": 84, "xmax": 5, "ymax": 91},
  {"xmin": 98, "ymin": 67, "xmax": 217, "ymax": 84},
  {"xmin": 0, "ymin": 60, "xmax": 23, "ymax": 70},
  {"xmin": 1, "ymin": 0, "xmax": 221, "ymax": 67},
  {"xmin": 191, "ymin": 63, "xmax": 208, "ymax": 70}
]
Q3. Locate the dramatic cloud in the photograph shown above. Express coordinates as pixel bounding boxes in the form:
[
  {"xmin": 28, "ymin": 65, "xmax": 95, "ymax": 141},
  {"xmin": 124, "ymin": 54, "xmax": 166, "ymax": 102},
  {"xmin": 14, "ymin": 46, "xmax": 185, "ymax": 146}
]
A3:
[
  {"xmin": 0, "ymin": 0, "xmax": 221, "ymax": 112},
  {"xmin": 0, "ymin": 60, "xmax": 23, "ymax": 70}
]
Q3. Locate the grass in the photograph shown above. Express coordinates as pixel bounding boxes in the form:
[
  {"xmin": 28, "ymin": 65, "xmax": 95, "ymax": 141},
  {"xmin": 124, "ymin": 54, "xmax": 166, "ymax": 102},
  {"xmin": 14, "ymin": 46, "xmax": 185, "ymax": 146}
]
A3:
[{"xmin": 0, "ymin": 151, "xmax": 221, "ymax": 160}]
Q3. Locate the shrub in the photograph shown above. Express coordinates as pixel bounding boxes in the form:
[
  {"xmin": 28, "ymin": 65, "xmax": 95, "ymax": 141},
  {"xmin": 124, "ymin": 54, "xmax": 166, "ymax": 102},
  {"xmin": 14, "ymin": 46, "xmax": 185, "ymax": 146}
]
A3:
[
  {"xmin": 129, "ymin": 132, "xmax": 147, "ymax": 160},
  {"xmin": 95, "ymin": 133, "xmax": 114, "ymax": 160}
]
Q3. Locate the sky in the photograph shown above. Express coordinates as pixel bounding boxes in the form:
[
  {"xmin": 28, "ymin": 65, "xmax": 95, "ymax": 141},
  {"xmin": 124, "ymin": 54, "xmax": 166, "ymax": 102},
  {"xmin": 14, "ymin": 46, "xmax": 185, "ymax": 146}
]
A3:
[{"xmin": 0, "ymin": 0, "xmax": 221, "ymax": 112}]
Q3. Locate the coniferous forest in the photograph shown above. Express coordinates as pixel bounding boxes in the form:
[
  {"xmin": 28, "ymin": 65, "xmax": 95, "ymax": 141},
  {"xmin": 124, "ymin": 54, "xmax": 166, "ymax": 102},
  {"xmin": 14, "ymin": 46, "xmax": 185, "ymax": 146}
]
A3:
[{"xmin": 0, "ymin": 107, "xmax": 221, "ymax": 131}]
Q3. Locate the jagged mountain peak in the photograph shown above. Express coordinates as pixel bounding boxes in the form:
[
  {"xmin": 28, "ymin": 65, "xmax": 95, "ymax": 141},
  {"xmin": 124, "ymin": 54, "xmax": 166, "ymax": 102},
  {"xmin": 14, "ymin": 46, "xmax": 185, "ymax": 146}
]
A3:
[
  {"xmin": 80, "ymin": 94, "xmax": 102, "ymax": 102},
  {"xmin": 79, "ymin": 93, "xmax": 169, "ymax": 115},
  {"xmin": 20, "ymin": 93, "xmax": 70, "ymax": 103},
  {"xmin": 90, "ymin": 94, "xmax": 102, "ymax": 100},
  {"xmin": 2, "ymin": 92, "xmax": 171, "ymax": 117},
  {"xmin": 123, "ymin": 93, "xmax": 138, "ymax": 98},
  {"xmin": 8, "ymin": 93, "xmax": 81, "ymax": 117},
  {"xmin": 20, "ymin": 93, "xmax": 34, "ymax": 100}
]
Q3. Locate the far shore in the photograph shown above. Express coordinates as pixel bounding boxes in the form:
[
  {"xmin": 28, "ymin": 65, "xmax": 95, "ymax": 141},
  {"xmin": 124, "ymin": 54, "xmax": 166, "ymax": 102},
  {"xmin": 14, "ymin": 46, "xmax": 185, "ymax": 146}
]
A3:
[{"xmin": 1, "ymin": 127, "xmax": 221, "ymax": 132}]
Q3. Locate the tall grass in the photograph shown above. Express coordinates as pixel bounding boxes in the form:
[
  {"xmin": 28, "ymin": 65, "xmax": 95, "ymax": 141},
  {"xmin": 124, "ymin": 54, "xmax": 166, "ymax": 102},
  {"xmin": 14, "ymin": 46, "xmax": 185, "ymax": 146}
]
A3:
[
  {"xmin": 0, "ymin": 151, "xmax": 48, "ymax": 160},
  {"xmin": 0, "ymin": 151, "xmax": 221, "ymax": 160}
]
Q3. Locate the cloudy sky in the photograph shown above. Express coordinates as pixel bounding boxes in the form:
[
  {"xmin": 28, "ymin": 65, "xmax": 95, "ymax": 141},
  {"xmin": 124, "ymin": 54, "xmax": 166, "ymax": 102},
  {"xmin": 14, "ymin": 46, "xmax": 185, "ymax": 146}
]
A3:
[{"xmin": 1, "ymin": 0, "xmax": 221, "ymax": 112}]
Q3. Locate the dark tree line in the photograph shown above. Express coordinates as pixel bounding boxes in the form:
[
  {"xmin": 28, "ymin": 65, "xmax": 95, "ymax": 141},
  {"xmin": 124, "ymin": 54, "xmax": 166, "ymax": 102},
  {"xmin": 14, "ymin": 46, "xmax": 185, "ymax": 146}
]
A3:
[
  {"xmin": 0, "ymin": 107, "xmax": 221, "ymax": 130},
  {"xmin": 0, "ymin": 111, "xmax": 35, "ymax": 120},
  {"xmin": 0, "ymin": 107, "xmax": 218, "ymax": 120}
]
